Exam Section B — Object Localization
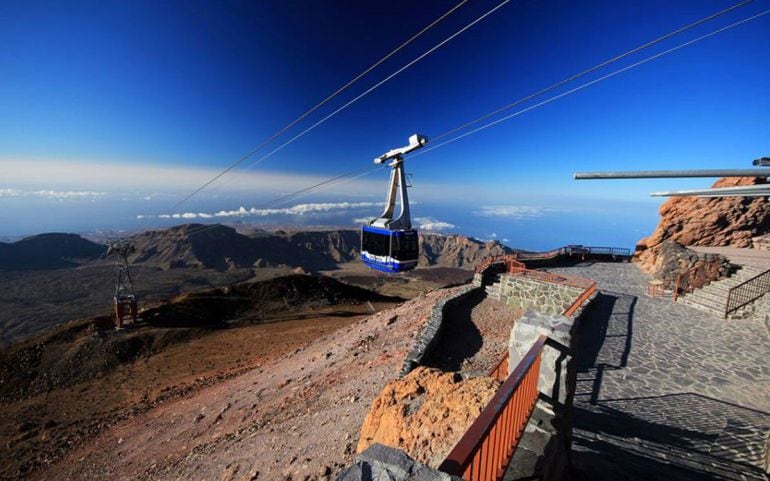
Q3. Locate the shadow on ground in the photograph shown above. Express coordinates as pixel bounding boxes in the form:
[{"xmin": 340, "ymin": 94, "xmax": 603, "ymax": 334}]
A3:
[
  {"xmin": 422, "ymin": 290, "xmax": 485, "ymax": 372},
  {"xmin": 571, "ymin": 289, "xmax": 770, "ymax": 480}
]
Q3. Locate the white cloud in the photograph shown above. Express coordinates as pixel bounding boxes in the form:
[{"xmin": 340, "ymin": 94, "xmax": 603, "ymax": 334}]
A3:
[
  {"xmin": 489, "ymin": 233, "xmax": 498, "ymax": 238},
  {"xmin": 473, "ymin": 205, "xmax": 550, "ymax": 219},
  {"xmin": 0, "ymin": 188, "xmax": 105, "ymax": 199},
  {"xmin": 414, "ymin": 217, "xmax": 455, "ymax": 231},
  {"xmin": 140, "ymin": 201, "xmax": 382, "ymax": 220},
  {"xmin": 352, "ymin": 217, "xmax": 374, "ymax": 224}
]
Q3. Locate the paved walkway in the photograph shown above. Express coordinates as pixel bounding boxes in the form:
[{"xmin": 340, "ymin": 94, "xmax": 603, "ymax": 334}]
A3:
[{"xmin": 547, "ymin": 262, "xmax": 770, "ymax": 481}]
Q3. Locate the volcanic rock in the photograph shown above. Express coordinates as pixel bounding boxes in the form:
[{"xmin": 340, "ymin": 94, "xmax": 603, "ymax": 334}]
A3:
[
  {"xmin": 643, "ymin": 241, "xmax": 731, "ymax": 289},
  {"xmin": 356, "ymin": 366, "xmax": 500, "ymax": 468},
  {"xmin": 635, "ymin": 177, "xmax": 770, "ymax": 273}
]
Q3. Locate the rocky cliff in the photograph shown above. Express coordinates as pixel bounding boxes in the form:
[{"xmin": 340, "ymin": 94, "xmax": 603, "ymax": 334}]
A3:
[{"xmin": 635, "ymin": 176, "xmax": 770, "ymax": 273}]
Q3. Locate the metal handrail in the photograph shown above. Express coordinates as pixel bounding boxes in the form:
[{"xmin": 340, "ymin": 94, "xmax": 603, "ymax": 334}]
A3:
[
  {"xmin": 475, "ymin": 245, "xmax": 631, "ymax": 274},
  {"xmin": 673, "ymin": 265, "xmax": 700, "ymax": 302},
  {"xmin": 725, "ymin": 268, "xmax": 770, "ymax": 317},
  {"xmin": 440, "ymin": 335, "xmax": 546, "ymax": 481},
  {"xmin": 508, "ymin": 265, "xmax": 596, "ymax": 290},
  {"xmin": 563, "ymin": 282, "xmax": 597, "ymax": 317},
  {"xmin": 487, "ymin": 278, "xmax": 595, "ymax": 382}
]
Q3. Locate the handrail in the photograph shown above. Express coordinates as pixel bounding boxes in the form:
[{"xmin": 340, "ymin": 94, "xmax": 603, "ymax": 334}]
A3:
[
  {"xmin": 563, "ymin": 282, "xmax": 597, "ymax": 317},
  {"xmin": 440, "ymin": 335, "xmax": 546, "ymax": 481},
  {"xmin": 725, "ymin": 268, "xmax": 770, "ymax": 317},
  {"xmin": 508, "ymin": 265, "xmax": 595, "ymax": 291},
  {"xmin": 673, "ymin": 264, "xmax": 700, "ymax": 302},
  {"xmin": 475, "ymin": 245, "xmax": 630, "ymax": 274},
  {"xmin": 475, "ymin": 254, "xmax": 525, "ymax": 274}
]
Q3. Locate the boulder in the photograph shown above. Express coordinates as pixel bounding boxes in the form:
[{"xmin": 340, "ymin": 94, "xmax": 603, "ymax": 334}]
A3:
[
  {"xmin": 640, "ymin": 241, "xmax": 731, "ymax": 289},
  {"xmin": 356, "ymin": 367, "xmax": 500, "ymax": 468}
]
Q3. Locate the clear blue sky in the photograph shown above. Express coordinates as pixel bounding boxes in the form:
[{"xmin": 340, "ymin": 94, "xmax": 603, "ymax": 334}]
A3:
[{"xmin": 1, "ymin": 0, "xmax": 769, "ymax": 247}]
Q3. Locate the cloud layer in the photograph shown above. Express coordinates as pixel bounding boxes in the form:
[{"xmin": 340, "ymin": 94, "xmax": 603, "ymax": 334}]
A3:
[
  {"xmin": 473, "ymin": 205, "xmax": 550, "ymax": 219},
  {"xmin": 414, "ymin": 217, "xmax": 455, "ymax": 231},
  {"xmin": 140, "ymin": 201, "xmax": 382, "ymax": 220},
  {"xmin": 0, "ymin": 188, "xmax": 105, "ymax": 199}
]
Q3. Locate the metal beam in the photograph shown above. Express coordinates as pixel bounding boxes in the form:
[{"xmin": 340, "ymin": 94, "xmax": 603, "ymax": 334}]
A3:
[
  {"xmin": 650, "ymin": 184, "xmax": 770, "ymax": 197},
  {"xmin": 574, "ymin": 169, "xmax": 770, "ymax": 180}
]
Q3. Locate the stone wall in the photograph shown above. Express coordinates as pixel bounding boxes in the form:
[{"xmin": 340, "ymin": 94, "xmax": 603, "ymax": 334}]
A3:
[
  {"xmin": 506, "ymin": 292, "xmax": 596, "ymax": 481},
  {"xmin": 400, "ymin": 285, "xmax": 478, "ymax": 377},
  {"xmin": 499, "ymin": 275, "xmax": 582, "ymax": 315}
]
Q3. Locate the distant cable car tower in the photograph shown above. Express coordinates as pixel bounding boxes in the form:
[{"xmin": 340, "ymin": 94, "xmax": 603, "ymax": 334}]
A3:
[
  {"xmin": 361, "ymin": 134, "xmax": 427, "ymax": 273},
  {"xmin": 107, "ymin": 239, "xmax": 138, "ymax": 329}
]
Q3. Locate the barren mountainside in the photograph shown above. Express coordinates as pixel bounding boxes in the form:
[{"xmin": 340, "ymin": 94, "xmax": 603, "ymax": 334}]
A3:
[
  {"xmin": 0, "ymin": 233, "xmax": 106, "ymax": 270},
  {"xmin": 130, "ymin": 224, "xmax": 512, "ymax": 270},
  {"xmin": 0, "ymin": 224, "xmax": 513, "ymax": 272}
]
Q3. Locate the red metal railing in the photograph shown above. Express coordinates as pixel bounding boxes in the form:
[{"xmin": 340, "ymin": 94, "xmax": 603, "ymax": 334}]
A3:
[
  {"xmin": 672, "ymin": 265, "xmax": 700, "ymax": 302},
  {"xmin": 563, "ymin": 282, "xmax": 597, "ymax": 317},
  {"xmin": 507, "ymin": 265, "xmax": 596, "ymax": 291},
  {"xmin": 475, "ymin": 254, "xmax": 525, "ymax": 274},
  {"xmin": 439, "ymin": 336, "xmax": 546, "ymax": 481},
  {"xmin": 487, "ymin": 278, "xmax": 595, "ymax": 382},
  {"xmin": 725, "ymin": 268, "xmax": 770, "ymax": 317},
  {"xmin": 487, "ymin": 354, "xmax": 509, "ymax": 381},
  {"xmin": 475, "ymin": 246, "xmax": 631, "ymax": 275}
]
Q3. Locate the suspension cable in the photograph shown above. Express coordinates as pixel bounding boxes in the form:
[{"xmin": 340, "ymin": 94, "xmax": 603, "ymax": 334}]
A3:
[
  {"xmin": 411, "ymin": 8, "xmax": 770, "ymax": 159},
  {"xmin": 430, "ymin": 0, "xmax": 754, "ymax": 142},
  {"xmin": 158, "ymin": 4, "xmax": 769, "ymax": 238},
  {"xmin": 166, "ymin": 0, "xmax": 469, "ymax": 214}
]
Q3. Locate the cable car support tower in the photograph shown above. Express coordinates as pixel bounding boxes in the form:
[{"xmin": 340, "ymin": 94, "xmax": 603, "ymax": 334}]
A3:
[{"xmin": 107, "ymin": 239, "xmax": 138, "ymax": 329}]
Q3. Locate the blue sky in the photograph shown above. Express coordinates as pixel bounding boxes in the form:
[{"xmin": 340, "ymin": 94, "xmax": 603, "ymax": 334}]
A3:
[{"xmin": 1, "ymin": 0, "xmax": 769, "ymax": 248}]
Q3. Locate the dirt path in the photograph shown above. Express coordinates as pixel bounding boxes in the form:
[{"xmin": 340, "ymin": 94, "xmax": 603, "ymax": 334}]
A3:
[
  {"xmin": 33, "ymin": 288, "xmax": 462, "ymax": 481},
  {"xmin": 424, "ymin": 292, "xmax": 521, "ymax": 377}
]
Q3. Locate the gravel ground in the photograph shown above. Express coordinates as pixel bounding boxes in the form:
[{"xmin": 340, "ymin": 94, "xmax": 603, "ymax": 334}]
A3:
[
  {"xmin": 424, "ymin": 291, "xmax": 522, "ymax": 377},
  {"xmin": 33, "ymin": 287, "xmax": 465, "ymax": 481}
]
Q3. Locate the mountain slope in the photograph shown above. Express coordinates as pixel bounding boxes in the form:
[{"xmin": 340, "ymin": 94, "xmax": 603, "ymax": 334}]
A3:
[
  {"xmin": 0, "ymin": 233, "xmax": 106, "ymax": 270},
  {"xmin": 129, "ymin": 224, "xmax": 512, "ymax": 271}
]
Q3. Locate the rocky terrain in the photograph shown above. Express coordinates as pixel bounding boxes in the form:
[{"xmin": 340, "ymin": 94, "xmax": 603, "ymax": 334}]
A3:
[
  {"xmin": 0, "ymin": 225, "xmax": 503, "ymax": 344},
  {"xmin": 635, "ymin": 176, "xmax": 770, "ymax": 273},
  {"xmin": 356, "ymin": 367, "xmax": 500, "ymax": 468},
  {"xmin": 25, "ymin": 287, "xmax": 465, "ymax": 481},
  {"xmin": 0, "ymin": 224, "xmax": 522, "ymax": 480},
  {"xmin": 0, "ymin": 274, "xmax": 401, "ymax": 479}
]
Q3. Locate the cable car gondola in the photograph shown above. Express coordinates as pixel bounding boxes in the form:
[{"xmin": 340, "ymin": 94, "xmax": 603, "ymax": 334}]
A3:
[{"xmin": 361, "ymin": 134, "xmax": 427, "ymax": 273}]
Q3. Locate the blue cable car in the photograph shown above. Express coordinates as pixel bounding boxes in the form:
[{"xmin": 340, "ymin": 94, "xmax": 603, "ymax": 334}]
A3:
[{"xmin": 361, "ymin": 134, "xmax": 427, "ymax": 273}]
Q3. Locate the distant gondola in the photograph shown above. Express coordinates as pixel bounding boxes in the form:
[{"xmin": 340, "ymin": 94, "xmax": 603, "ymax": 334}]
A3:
[{"xmin": 361, "ymin": 134, "xmax": 427, "ymax": 273}]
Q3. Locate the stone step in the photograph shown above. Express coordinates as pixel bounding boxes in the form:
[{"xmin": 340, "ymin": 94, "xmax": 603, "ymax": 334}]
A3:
[
  {"xmin": 680, "ymin": 298, "xmax": 724, "ymax": 317},
  {"xmin": 686, "ymin": 289, "xmax": 727, "ymax": 304},
  {"xmin": 681, "ymin": 296, "xmax": 725, "ymax": 314}
]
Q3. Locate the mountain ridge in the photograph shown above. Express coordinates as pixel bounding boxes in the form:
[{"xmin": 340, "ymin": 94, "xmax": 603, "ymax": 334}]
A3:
[{"xmin": 0, "ymin": 224, "xmax": 514, "ymax": 271}]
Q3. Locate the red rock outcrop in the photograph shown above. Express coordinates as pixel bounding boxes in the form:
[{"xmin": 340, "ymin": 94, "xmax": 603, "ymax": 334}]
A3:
[
  {"xmin": 635, "ymin": 177, "xmax": 770, "ymax": 273},
  {"xmin": 356, "ymin": 367, "xmax": 501, "ymax": 468}
]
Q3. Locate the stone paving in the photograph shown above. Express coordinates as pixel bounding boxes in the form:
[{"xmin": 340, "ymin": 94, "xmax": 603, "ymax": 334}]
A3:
[{"xmin": 545, "ymin": 262, "xmax": 770, "ymax": 481}]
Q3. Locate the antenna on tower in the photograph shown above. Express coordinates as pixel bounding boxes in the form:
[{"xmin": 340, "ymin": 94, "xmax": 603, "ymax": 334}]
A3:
[{"xmin": 106, "ymin": 238, "xmax": 138, "ymax": 329}]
